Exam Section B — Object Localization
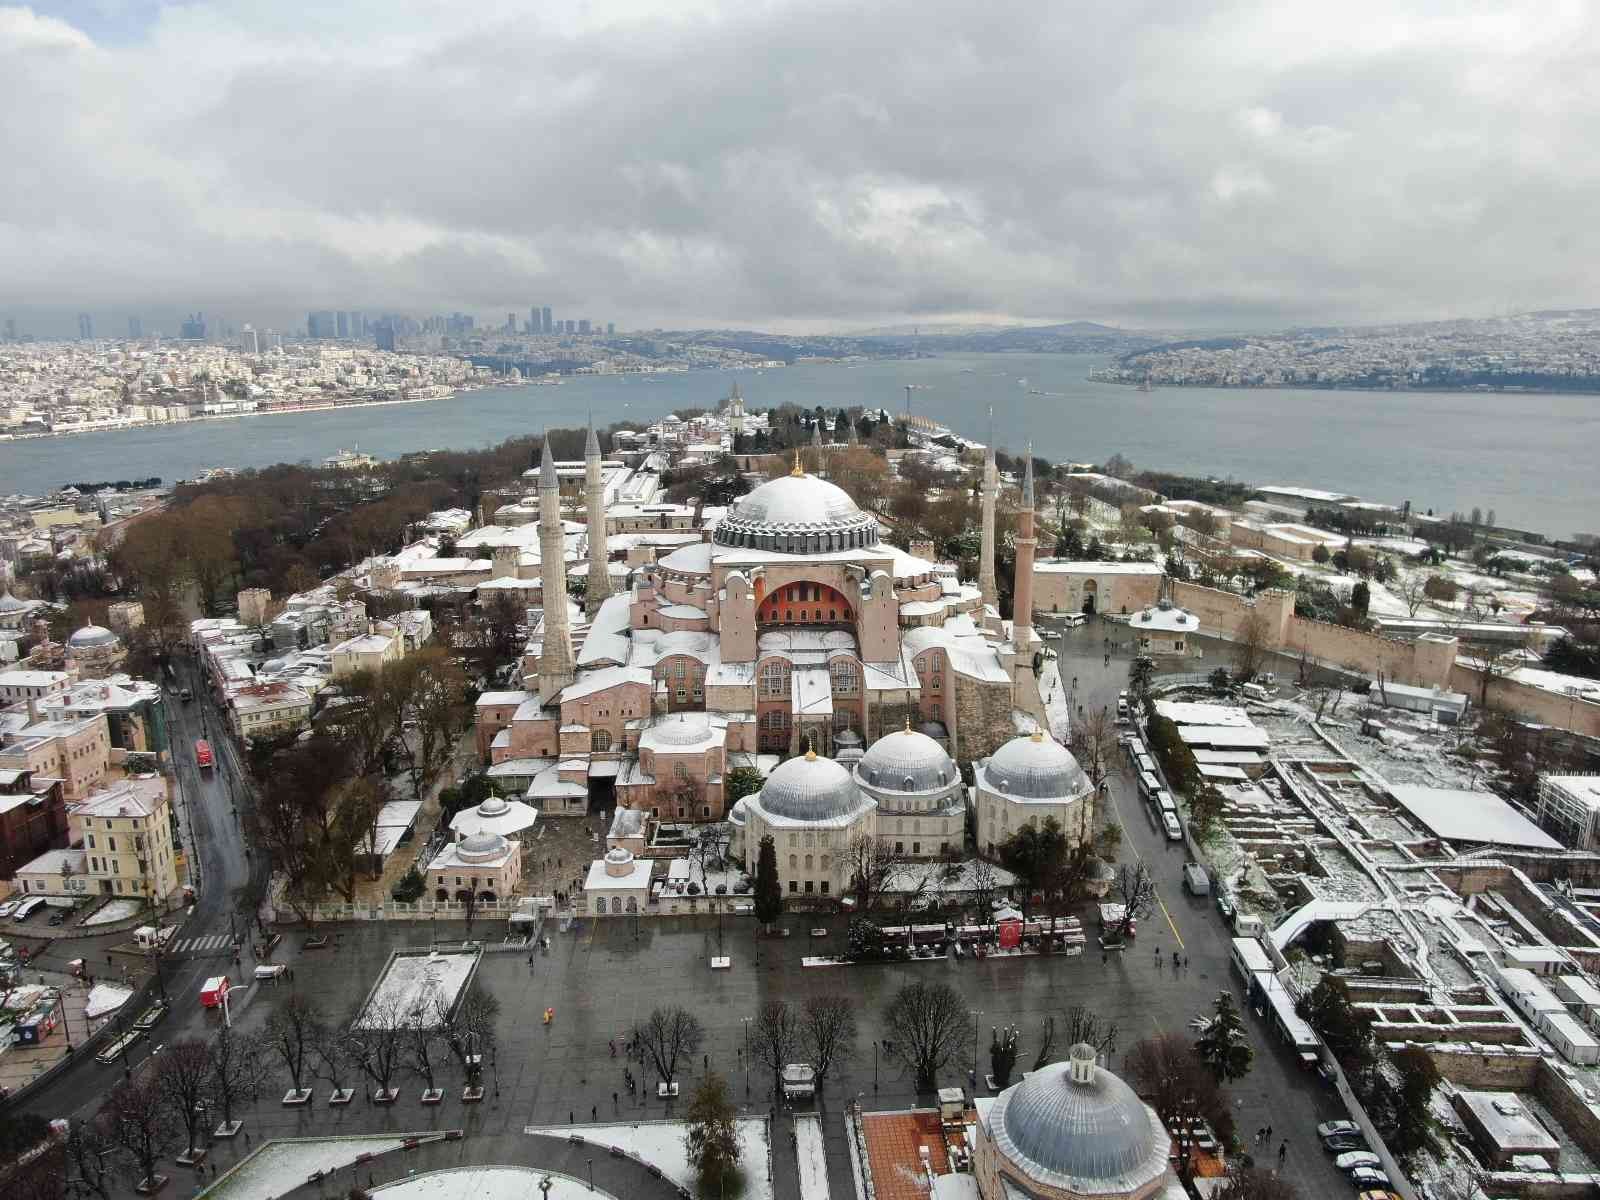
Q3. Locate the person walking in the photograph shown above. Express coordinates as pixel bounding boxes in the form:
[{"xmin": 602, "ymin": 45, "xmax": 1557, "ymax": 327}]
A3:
[{"xmin": 1278, "ymin": 1141, "xmax": 1287, "ymax": 1166}]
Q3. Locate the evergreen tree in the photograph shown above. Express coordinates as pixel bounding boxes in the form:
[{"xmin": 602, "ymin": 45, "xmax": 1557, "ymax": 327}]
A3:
[
  {"xmin": 754, "ymin": 835, "xmax": 782, "ymax": 931},
  {"xmin": 1194, "ymin": 991, "xmax": 1253, "ymax": 1082},
  {"xmin": 990, "ymin": 1025, "xmax": 1021, "ymax": 1088},
  {"xmin": 684, "ymin": 1072, "xmax": 742, "ymax": 1197},
  {"xmin": 1350, "ymin": 580, "xmax": 1371, "ymax": 615}
]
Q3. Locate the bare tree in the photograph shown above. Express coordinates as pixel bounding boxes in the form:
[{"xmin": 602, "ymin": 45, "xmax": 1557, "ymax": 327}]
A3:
[
  {"xmin": 345, "ymin": 1001, "xmax": 408, "ymax": 1102},
  {"xmin": 1070, "ymin": 706, "xmax": 1124, "ymax": 795},
  {"xmin": 403, "ymin": 1007, "xmax": 443, "ymax": 1099},
  {"xmin": 264, "ymin": 993, "xmax": 322, "ymax": 1099},
  {"xmin": 1309, "ymin": 679, "xmax": 1345, "ymax": 722},
  {"xmin": 1032, "ymin": 1015, "xmax": 1057, "ymax": 1072},
  {"xmin": 440, "ymin": 982, "xmax": 500, "ymax": 1093},
  {"xmin": 1108, "ymin": 862, "xmax": 1157, "ymax": 941},
  {"xmin": 1061, "ymin": 1003, "xmax": 1119, "ymax": 1060},
  {"xmin": 800, "ymin": 995, "xmax": 858, "ymax": 1094},
  {"xmin": 1125, "ymin": 1032, "xmax": 1234, "ymax": 1149},
  {"xmin": 1212, "ymin": 1166, "xmax": 1303, "ymax": 1200},
  {"xmin": 151, "ymin": 1037, "xmax": 211, "ymax": 1158},
  {"xmin": 64, "ymin": 1119, "xmax": 117, "ymax": 1200},
  {"xmin": 750, "ymin": 1000, "xmax": 803, "ymax": 1102},
  {"xmin": 1396, "ymin": 571, "xmax": 1428, "ymax": 618},
  {"xmin": 882, "ymin": 980, "xmax": 972, "ymax": 1092},
  {"xmin": 310, "ymin": 1019, "xmax": 355, "ymax": 1103},
  {"xmin": 967, "ymin": 856, "xmax": 1001, "ymax": 920},
  {"xmin": 843, "ymin": 831, "xmax": 909, "ymax": 912},
  {"xmin": 100, "ymin": 1075, "xmax": 176, "ymax": 1192},
  {"xmin": 629, "ymin": 1005, "xmax": 705, "ymax": 1089},
  {"xmin": 207, "ymin": 1024, "xmax": 269, "ymax": 1135},
  {"xmin": 1232, "ymin": 611, "xmax": 1272, "ymax": 682}
]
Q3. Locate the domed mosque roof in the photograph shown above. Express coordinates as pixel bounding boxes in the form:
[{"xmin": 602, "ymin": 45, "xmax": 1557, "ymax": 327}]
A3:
[
  {"xmin": 984, "ymin": 731, "xmax": 1091, "ymax": 800},
  {"xmin": 476, "ymin": 795, "xmax": 510, "ymax": 817},
  {"xmin": 754, "ymin": 749, "xmax": 872, "ymax": 824},
  {"xmin": 0, "ymin": 591, "xmax": 30, "ymax": 613},
  {"xmin": 68, "ymin": 623, "xmax": 121, "ymax": 649},
  {"xmin": 713, "ymin": 465, "xmax": 880, "ymax": 549},
  {"xmin": 856, "ymin": 725, "xmax": 958, "ymax": 793},
  {"xmin": 649, "ymin": 711, "xmax": 714, "ymax": 747},
  {"xmin": 456, "ymin": 832, "xmax": 510, "ymax": 863},
  {"xmin": 989, "ymin": 1043, "xmax": 1169, "ymax": 1195}
]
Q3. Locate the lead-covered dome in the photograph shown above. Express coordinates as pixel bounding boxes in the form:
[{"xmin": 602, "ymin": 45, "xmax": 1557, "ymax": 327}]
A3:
[
  {"xmin": 856, "ymin": 728, "xmax": 957, "ymax": 793},
  {"xmin": 69, "ymin": 623, "xmax": 120, "ymax": 648},
  {"xmin": 753, "ymin": 750, "xmax": 871, "ymax": 823},
  {"xmin": 456, "ymin": 832, "xmax": 509, "ymax": 863},
  {"xmin": 989, "ymin": 1045, "xmax": 1168, "ymax": 1195},
  {"xmin": 985, "ymin": 731, "xmax": 1091, "ymax": 800},
  {"xmin": 714, "ymin": 470, "xmax": 879, "ymax": 550}
]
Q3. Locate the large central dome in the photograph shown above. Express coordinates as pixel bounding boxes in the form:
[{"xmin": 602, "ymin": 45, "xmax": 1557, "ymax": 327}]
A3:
[
  {"xmin": 714, "ymin": 471, "xmax": 880, "ymax": 551},
  {"xmin": 753, "ymin": 750, "xmax": 873, "ymax": 823}
]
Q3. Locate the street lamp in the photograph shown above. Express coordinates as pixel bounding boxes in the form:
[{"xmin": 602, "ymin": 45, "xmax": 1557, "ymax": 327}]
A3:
[
  {"xmin": 742, "ymin": 1017, "xmax": 753, "ymax": 1098},
  {"xmin": 586, "ymin": 1158, "xmax": 594, "ymax": 1192},
  {"xmin": 970, "ymin": 1010, "xmax": 983, "ymax": 1086}
]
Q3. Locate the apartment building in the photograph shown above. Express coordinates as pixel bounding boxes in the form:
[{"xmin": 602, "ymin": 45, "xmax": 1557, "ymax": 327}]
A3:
[
  {"xmin": 69, "ymin": 774, "xmax": 180, "ymax": 901},
  {"xmin": 0, "ymin": 713, "xmax": 112, "ymax": 800}
]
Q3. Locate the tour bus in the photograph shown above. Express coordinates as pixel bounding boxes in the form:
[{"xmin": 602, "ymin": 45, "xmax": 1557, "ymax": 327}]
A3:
[
  {"xmin": 1137, "ymin": 770, "xmax": 1159, "ymax": 798},
  {"xmin": 1153, "ymin": 788, "xmax": 1178, "ymax": 817},
  {"xmin": 1134, "ymin": 752, "xmax": 1156, "ymax": 778},
  {"xmin": 194, "ymin": 739, "xmax": 214, "ymax": 770},
  {"xmin": 1230, "ymin": 935, "xmax": 1274, "ymax": 982}
]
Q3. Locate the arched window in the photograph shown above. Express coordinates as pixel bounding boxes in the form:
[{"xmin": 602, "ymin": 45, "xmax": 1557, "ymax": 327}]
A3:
[
  {"xmin": 804, "ymin": 854, "xmax": 813, "ymax": 870},
  {"xmin": 612, "ymin": 897, "xmax": 623, "ymax": 913},
  {"xmin": 789, "ymin": 854, "xmax": 798, "ymax": 869},
  {"xmin": 592, "ymin": 730, "xmax": 611, "ymax": 752}
]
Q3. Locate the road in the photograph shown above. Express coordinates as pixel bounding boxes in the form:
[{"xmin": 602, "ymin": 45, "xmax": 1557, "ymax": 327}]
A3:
[
  {"xmin": 1041, "ymin": 614, "xmax": 1356, "ymax": 1196},
  {"xmin": 16, "ymin": 651, "xmax": 266, "ymax": 1120}
]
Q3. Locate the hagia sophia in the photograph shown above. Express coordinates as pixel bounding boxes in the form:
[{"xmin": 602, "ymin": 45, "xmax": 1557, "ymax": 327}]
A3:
[{"xmin": 473, "ymin": 424, "xmax": 1089, "ymax": 893}]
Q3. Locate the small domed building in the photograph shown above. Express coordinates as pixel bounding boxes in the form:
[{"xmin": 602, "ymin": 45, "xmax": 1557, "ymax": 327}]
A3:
[
  {"xmin": 973, "ymin": 730, "xmax": 1095, "ymax": 858},
  {"xmin": 974, "ymin": 1043, "xmax": 1173, "ymax": 1200},
  {"xmin": 729, "ymin": 748, "xmax": 875, "ymax": 898},
  {"xmin": 426, "ymin": 830, "xmax": 522, "ymax": 903},
  {"xmin": 65, "ymin": 622, "xmax": 127, "ymax": 680},
  {"xmin": 853, "ymin": 725, "xmax": 965, "ymax": 860}
]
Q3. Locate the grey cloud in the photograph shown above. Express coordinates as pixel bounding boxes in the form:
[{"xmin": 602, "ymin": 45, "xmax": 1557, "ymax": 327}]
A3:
[{"xmin": 3, "ymin": 0, "xmax": 1600, "ymax": 332}]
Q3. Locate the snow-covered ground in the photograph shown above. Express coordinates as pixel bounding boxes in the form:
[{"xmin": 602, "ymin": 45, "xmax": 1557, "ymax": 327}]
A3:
[
  {"xmin": 84, "ymin": 983, "xmax": 133, "ymax": 1020},
  {"xmin": 211, "ymin": 1136, "xmax": 415, "ymax": 1200},
  {"xmin": 375, "ymin": 1167, "xmax": 597, "ymax": 1200},
  {"xmin": 525, "ymin": 1118, "xmax": 772, "ymax": 1200},
  {"xmin": 356, "ymin": 950, "xmax": 478, "ymax": 1029},
  {"xmin": 795, "ymin": 1114, "xmax": 828, "ymax": 1200},
  {"xmin": 82, "ymin": 898, "xmax": 145, "ymax": 926}
]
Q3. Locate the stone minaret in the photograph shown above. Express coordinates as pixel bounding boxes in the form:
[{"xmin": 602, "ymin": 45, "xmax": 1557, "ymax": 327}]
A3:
[
  {"xmin": 810, "ymin": 420, "xmax": 825, "ymax": 477},
  {"xmin": 978, "ymin": 442, "xmax": 998, "ymax": 610},
  {"xmin": 1013, "ymin": 445, "xmax": 1036, "ymax": 645},
  {"xmin": 584, "ymin": 423, "xmax": 613, "ymax": 616},
  {"xmin": 537, "ymin": 430, "xmax": 575, "ymax": 698}
]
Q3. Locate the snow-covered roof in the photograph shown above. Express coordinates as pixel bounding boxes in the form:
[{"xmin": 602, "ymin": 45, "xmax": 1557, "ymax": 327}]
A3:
[
  {"xmin": 561, "ymin": 666, "xmax": 652, "ymax": 701},
  {"xmin": 1388, "ymin": 784, "xmax": 1562, "ymax": 851},
  {"xmin": 1153, "ymin": 701, "xmax": 1254, "ymax": 728},
  {"xmin": 1033, "ymin": 560, "xmax": 1164, "ymax": 575}
]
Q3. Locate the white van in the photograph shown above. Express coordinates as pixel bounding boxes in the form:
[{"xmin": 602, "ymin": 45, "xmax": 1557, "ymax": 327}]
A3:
[
  {"xmin": 1162, "ymin": 812, "xmax": 1183, "ymax": 841},
  {"xmin": 12, "ymin": 896, "xmax": 46, "ymax": 921}
]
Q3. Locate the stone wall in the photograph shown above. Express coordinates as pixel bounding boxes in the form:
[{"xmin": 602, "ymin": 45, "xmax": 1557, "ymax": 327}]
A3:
[
  {"xmin": 951, "ymin": 674, "xmax": 1014, "ymax": 763},
  {"xmin": 1425, "ymin": 1044, "xmax": 1541, "ymax": 1089},
  {"xmin": 1536, "ymin": 1057, "xmax": 1600, "ymax": 1172},
  {"xmin": 1169, "ymin": 579, "xmax": 1457, "ymax": 689},
  {"xmin": 1452, "ymin": 663, "xmax": 1600, "ymax": 738}
]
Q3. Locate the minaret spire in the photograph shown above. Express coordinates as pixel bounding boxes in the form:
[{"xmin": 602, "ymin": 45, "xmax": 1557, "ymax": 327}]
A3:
[
  {"xmin": 1014, "ymin": 442, "xmax": 1037, "ymax": 647},
  {"xmin": 584, "ymin": 421, "xmax": 612, "ymax": 616},
  {"xmin": 978, "ymin": 438, "xmax": 999, "ymax": 610},
  {"xmin": 537, "ymin": 429, "xmax": 575, "ymax": 699}
]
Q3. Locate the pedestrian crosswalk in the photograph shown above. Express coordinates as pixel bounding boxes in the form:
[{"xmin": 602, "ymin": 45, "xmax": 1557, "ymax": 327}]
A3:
[{"xmin": 170, "ymin": 932, "xmax": 235, "ymax": 955}]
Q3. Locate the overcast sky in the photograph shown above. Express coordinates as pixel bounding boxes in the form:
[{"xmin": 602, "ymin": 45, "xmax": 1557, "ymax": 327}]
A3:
[{"xmin": 4, "ymin": 1, "xmax": 1599, "ymax": 336}]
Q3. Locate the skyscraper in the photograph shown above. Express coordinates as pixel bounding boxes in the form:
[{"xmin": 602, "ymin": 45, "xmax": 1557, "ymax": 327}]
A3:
[
  {"xmin": 128, "ymin": 316, "xmax": 142, "ymax": 339},
  {"xmin": 180, "ymin": 313, "xmax": 207, "ymax": 340},
  {"xmin": 607, "ymin": 322, "xmax": 615, "ymax": 335},
  {"xmin": 4, "ymin": 318, "xmax": 16, "ymax": 342},
  {"xmin": 78, "ymin": 312, "xmax": 94, "ymax": 340},
  {"xmin": 336, "ymin": 312, "xmax": 350, "ymax": 338},
  {"xmin": 507, "ymin": 312, "xmax": 517, "ymax": 333},
  {"xmin": 347, "ymin": 311, "xmax": 363, "ymax": 338},
  {"xmin": 308, "ymin": 311, "xmax": 337, "ymax": 338},
  {"xmin": 374, "ymin": 322, "xmax": 397, "ymax": 351},
  {"xmin": 578, "ymin": 319, "xmax": 591, "ymax": 335},
  {"xmin": 239, "ymin": 325, "xmax": 259, "ymax": 354},
  {"xmin": 564, "ymin": 319, "xmax": 576, "ymax": 334},
  {"xmin": 529, "ymin": 307, "xmax": 538, "ymax": 334},
  {"xmin": 542, "ymin": 306, "xmax": 552, "ymax": 333}
]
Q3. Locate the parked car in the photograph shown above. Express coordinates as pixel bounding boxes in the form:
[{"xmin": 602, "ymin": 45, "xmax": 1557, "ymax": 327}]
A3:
[
  {"xmin": 1349, "ymin": 1168, "xmax": 1391, "ymax": 1190},
  {"xmin": 1358, "ymin": 1191, "xmax": 1402, "ymax": 1200},
  {"xmin": 1215, "ymin": 893, "xmax": 1236, "ymax": 921},
  {"xmin": 1335, "ymin": 1151, "xmax": 1381, "ymax": 1173},
  {"xmin": 1317, "ymin": 1121, "xmax": 1360, "ymax": 1140},
  {"xmin": 1324, "ymin": 1133, "xmax": 1367, "ymax": 1153},
  {"xmin": 1042, "ymin": 630, "xmax": 1061, "ymax": 641},
  {"xmin": 0, "ymin": 901, "xmax": 17, "ymax": 919},
  {"xmin": 48, "ymin": 911, "xmax": 68, "ymax": 927}
]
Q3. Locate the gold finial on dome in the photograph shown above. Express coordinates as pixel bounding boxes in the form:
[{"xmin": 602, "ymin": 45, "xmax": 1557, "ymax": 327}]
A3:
[
  {"xmin": 790, "ymin": 447, "xmax": 804, "ymax": 477},
  {"xmin": 904, "ymin": 714, "xmax": 912, "ymax": 733},
  {"xmin": 805, "ymin": 747, "xmax": 817, "ymax": 761},
  {"xmin": 1031, "ymin": 729, "xmax": 1044, "ymax": 742}
]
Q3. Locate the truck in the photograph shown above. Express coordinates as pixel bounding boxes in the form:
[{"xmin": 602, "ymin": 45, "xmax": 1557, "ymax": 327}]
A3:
[
  {"xmin": 199, "ymin": 975, "xmax": 231, "ymax": 1009},
  {"xmin": 1182, "ymin": 863, "xmax": 1210, "ymax": 895}
]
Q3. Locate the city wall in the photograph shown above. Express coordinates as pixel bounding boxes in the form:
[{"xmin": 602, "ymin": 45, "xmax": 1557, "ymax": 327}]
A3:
[
  {"xmin": 1450, "ymin": 662, "xmax": 1600, "ymax": 738},
  {"xmin": 1169, "ymin": 580, "xmax": 1456, "ymax": 688}
]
